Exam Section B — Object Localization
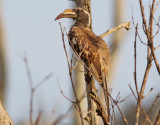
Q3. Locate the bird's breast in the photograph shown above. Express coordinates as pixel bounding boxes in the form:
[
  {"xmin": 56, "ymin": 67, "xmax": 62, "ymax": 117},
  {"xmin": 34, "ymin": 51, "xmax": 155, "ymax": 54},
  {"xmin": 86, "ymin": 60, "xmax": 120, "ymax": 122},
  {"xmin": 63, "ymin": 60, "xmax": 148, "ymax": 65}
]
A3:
[{"xmin": 68, "ymin": 27, "xmax": 100, "ymax": 65}]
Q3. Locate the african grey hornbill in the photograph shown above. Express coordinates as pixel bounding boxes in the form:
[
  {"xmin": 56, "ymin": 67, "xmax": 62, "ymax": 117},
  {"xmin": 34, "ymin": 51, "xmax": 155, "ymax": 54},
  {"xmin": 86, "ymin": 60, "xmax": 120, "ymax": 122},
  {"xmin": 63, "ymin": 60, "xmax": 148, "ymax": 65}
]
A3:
[{"xmin": 55, "ymin": 8, "xmax": 111, "ymax": 88}]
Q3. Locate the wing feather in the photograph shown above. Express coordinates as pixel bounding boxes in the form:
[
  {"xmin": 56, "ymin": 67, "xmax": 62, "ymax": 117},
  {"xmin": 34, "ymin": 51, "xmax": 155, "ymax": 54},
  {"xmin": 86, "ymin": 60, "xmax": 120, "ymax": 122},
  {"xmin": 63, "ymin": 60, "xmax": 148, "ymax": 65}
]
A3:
[{"xmin": 68, "ymin": 26, "xmax": 105, "ymax": 85}]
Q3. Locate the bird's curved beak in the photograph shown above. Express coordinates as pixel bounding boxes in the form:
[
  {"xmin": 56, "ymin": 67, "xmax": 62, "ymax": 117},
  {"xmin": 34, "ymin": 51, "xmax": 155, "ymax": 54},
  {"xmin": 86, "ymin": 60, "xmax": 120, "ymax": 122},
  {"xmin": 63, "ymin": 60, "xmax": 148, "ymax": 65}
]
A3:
[{"xmin": 55, "ymin": 9, "xmax": 77, "ymax": 21}]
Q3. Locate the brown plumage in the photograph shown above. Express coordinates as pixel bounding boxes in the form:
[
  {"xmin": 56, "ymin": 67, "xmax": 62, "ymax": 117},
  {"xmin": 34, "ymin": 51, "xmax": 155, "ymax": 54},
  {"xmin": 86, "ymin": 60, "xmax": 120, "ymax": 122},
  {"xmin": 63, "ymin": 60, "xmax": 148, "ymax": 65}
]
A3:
[{"xmin": 55, "ymin": 8, "xmax": 110, "ymax": 87}]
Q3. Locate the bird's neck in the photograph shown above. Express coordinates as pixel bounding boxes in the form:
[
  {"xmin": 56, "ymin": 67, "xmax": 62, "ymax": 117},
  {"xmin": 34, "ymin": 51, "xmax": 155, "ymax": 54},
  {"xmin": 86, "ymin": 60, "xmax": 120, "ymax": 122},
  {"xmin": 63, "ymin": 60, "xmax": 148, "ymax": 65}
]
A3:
[
  {"xmin": 74, "ymin": 22, "xmax": 87, "ymax": 27},
  {"xmin": 74, "ymin": 19, "xmax": 90, "ymax": 28}
]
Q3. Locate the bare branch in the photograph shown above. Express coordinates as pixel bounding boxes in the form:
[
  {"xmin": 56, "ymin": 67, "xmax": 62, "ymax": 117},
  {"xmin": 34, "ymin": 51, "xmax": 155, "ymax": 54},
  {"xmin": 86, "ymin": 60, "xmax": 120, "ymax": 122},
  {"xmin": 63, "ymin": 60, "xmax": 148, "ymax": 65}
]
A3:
[
  {"xmin": 139, "ymin": 0, "xmax": 160, "ymax": 75},
  {"xmin": 132, "ymin": 14, "xmax": 148, "ymax": 46},
  {"xmin": 143, "ymin": 88, "xmax": 154, "ymax": 98},
  {"xmin": 112, "ymin": 100, "xmax": 128, "ymax": 125},
  {"xmin": 134, "ymin": 0, "xmax": 160, "ymax": 124},
  {"xmin": 70, "ymin": 54, "xmax": 79, "ymax": 70},
  {"xmin": 23, "ymin": 53, "xmax": 33, "ymax": 89},
  {"xmin": 51, "ymin": 105, "xmax": 74, "ymax": 125},
  {"xmin": 148, "ymin": 0, "xmax": 160, "ymax": 75},
  {"xmin": 58, "ymin": 80, "xmax": 75, "ymax": 103},
  {"xmin": 22, "ymin": 54, "xmax": 34, "ymax": 125},
  {"xmin": 35, "ymin": 111, "xmax": 42, "ymax": 125},
  {"xmin": 155, "ymin": 45, "xmax": 160, "ymax": 50},
  {"xmin": 22, "ymin": 54, "xmax": 52, "ymax": 125},
  {"xmin": 59, "ymin": 23, "xmax": 84, "ymax": 125},
  {"xmin": 99, "ymin": 21, "xmax": 131, "ymax": 38},
  {"xmin": 154, "ymin": 0, "xmax": 160, "ymax": 13},
  {"xmin": 34, "ymin": 73, "xmax": 53, "ymax": 90},
  {"xmin": 137, "ymin": 32, "xmax": 148, "ymax": 46},
  {"xmin": 139, "ymin": 0, "xmax": 149, "ymax": 35},
  {"xmin": 133, "ymin": 23, "xmax": 139, "ymax": 97},
  {"xmin": 154, "ymin": 110, "xmax": 160, "ymax": 125},
  {"xmin": 108, "ymin": 92, "xmax": 128, "ymax": 125},
  {"xmin": 135, "ymin": 56, "xmax": 152, "ymax": 125},
  {"xmin": 111, "ymin": 101, "xmax": 117, "ymax": 125},
  {"xmin": 129, "ymin": 85, "xmax": 153, "ymax": 125},
  {"xmin": 143, "ymin": 93, "xmax": 160, "ymax": 125},
  {"xmin": 150, "ymin": 45, "xmax": 160, "ymax": 75}
]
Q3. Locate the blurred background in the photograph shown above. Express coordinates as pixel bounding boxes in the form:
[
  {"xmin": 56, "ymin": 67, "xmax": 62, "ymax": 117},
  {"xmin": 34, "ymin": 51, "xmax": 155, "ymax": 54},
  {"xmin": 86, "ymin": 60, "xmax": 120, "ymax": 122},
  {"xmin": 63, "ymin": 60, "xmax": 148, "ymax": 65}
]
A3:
[{"xmin": 0, "ymin": 0, "xmax": 160, "ymax": 124}]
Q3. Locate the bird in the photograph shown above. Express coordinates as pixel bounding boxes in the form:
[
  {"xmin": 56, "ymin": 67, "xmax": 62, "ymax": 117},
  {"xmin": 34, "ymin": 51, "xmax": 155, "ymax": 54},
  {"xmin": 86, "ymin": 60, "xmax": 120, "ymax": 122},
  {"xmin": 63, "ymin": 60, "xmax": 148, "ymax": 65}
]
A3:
[{"xmin": 55, "ymin": 8, "xmax": 111, "ymax": 88}]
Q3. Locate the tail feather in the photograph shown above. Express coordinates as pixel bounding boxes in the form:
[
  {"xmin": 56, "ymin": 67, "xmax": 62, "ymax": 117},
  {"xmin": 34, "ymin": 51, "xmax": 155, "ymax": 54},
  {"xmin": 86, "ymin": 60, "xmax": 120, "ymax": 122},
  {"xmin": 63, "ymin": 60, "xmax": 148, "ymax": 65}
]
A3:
[{"xmin": 103, "ymin": 74, "xmax": 110, "ymax": 123}]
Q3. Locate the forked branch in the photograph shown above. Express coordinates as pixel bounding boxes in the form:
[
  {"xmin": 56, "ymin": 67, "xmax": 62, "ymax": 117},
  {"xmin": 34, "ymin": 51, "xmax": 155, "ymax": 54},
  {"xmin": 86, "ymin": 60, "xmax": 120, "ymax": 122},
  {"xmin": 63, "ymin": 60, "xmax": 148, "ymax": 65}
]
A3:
[{"xmin": 22, "ymin": 54, "xmax": 53, "ymax": 125}]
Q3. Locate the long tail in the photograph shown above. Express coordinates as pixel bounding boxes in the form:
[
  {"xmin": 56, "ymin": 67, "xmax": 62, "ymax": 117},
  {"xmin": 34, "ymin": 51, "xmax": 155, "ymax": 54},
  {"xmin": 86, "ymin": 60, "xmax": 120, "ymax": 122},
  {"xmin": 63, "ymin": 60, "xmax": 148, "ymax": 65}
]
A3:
[{"xmin": 103, "ymin": 75, "xmax": 110, "ymax": 123}]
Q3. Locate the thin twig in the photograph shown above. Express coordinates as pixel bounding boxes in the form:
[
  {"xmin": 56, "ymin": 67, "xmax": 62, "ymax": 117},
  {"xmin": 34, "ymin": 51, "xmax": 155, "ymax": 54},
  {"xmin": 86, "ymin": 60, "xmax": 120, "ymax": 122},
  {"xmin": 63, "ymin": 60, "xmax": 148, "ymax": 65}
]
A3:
[
  {"xmin": 99, "ymin": 21, "xmax": 131, "ymax": 38},
  {"xmin": 34, "ymin": 73, "xmax": 53, "ymax": 90},
  {"xmin": 137, "ymin": 32, "xmax": 148, "ymax": 46},
  {"xmin": 113, "ymin": 100, "xmax": 128, "ymax": 125},
  {"xmin": 135, "ymin": 54, "xmax": 152, "ymax": 125},
  {"xmin": 149, "ymin": 44, "xmax": 160, "ymax": 75},
  {"xmin": 23, "ymin": 54, "xmax": 52, "ymax": 125},
  {"xmin": 23, "ymin": 54, "xmax": 34, "ymax": 125},
  {"xmin": 155, "ymin": 45, "xmax": 160, "ymax": 50},
  {"xmin": 58, "ymin": 80, "xmax": 75, "ymax": 103},
  {"xmin": 23, "ymin": 53, "xmax": 33, "ymax": 89},
  {"xmin": 154, "ymin": 0, "xmax": 160, "ymax": 12},
  {"xmin": 51, "ymin": 105, "xmax": 74, "ymax": 125},
  {"xmin": 109, "ymin": 93, "xmax": 128, "ymax": 125},
  {"xmin": 70, "ymin": 54, "xmax": 79, "ymax": 70},
  {"xmin": 139, "ymin": 0, "xmax": 149, "ymax": 35},
  {"xmin": 51, "ymin": 91, "xmax": 87, "ymax": 125},
  {"xmin": 154, "ymin": 110, "xmax": 160, "ymax": 125},
  {"xmin": 143, "ymin": 88, "xmax": 154, "ymax": 98},
  {"xmin": 143, "ymin": 93, "xmax": 160, "ymax": 125},
  {"xmin": 133, "ymin": 23, "xmax": 139, "ymax": 96},
  {"xmin": 35, "ymin": 111, "xmax": 42, "ymax": 125},
  {"xmin": 111, "ymin": 101, "xmax": 116, "ymax": 125},
  {"xmin": 132, "ymin": 13, "xmax": 148, "ymax": 46},
  {"xmin": 59, "ymin": 22, "xmax": 84, "ymax": 125},
  {"xmin": 129, "ymin": 85, "xmax": 153, "ymax": 125},
  {"xmin": 148, "ymin": 0, "xmax": 160, "ymax": 75}
]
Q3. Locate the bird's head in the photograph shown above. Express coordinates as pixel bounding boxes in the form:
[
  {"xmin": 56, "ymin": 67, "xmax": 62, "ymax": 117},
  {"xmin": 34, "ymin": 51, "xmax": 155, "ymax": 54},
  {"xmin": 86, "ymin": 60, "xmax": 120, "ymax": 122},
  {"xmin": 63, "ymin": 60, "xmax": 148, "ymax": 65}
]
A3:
[{"xmin": 55, "ymin": 8, "xmax": 91, "ymax": 27}]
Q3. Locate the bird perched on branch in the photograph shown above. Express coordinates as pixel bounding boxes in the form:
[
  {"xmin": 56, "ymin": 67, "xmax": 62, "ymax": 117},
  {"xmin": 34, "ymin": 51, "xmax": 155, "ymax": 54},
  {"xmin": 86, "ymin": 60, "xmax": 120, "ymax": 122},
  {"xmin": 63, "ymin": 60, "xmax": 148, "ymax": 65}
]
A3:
[{"xmin": 55, "ymin": 8, "xmax": 110, "ymax": 87}]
